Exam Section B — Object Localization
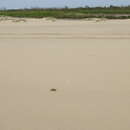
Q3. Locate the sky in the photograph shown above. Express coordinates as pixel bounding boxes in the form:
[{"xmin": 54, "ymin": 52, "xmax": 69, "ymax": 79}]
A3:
[{"xmin": 0, "ymin": 0, "xmax": 130, "ymax": 9}]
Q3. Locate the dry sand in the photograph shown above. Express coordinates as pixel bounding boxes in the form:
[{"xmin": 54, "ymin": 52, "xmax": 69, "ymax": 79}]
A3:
[{"xmin": 0, "ymin": 18, "xmax": 130, "ymax": 130}]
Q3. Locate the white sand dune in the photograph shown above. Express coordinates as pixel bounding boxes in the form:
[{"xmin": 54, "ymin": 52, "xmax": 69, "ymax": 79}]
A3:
[{"xmin": 0, "ymin": 18, "xmax": 130, "ymax": 130}]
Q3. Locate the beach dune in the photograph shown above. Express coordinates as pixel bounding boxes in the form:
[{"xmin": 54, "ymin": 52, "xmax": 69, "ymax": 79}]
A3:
[{"xmin": 0, "ymin": 19, "xmax": 130, "ymax": 130}]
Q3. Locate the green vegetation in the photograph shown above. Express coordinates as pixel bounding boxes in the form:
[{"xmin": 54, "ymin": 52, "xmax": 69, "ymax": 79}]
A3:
[{"xmin": 0, "ymin": 6, "xmax": 130, "ymax": 19}]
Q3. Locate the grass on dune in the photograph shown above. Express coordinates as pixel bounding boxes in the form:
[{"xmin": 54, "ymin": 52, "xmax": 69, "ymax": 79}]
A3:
[{"xmin": 0, "ymin": 6, "xmax": 130, "ymax": 19}]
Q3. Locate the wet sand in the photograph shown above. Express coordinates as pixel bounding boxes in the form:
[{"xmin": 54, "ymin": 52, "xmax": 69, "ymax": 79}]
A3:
[{"xmin": 0, "ymin": 18, "xmax": 130, "ymax": 130}]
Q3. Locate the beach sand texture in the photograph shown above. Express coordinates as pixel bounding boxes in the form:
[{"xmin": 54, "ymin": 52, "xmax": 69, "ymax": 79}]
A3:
[{"xmin": 0, "ymin": 19, "xmax": 130, "ymax": 130}]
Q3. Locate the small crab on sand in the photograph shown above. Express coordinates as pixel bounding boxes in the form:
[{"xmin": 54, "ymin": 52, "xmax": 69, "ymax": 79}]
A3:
[{"xmin": 50, "ymin": 88, "xmax": 57, "ymax": 92}]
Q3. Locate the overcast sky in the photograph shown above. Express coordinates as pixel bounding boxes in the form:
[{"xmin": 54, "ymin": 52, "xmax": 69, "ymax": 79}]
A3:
[{"xmin": 0, "ymin": 0, "xmax": 130, "ymax": 9}]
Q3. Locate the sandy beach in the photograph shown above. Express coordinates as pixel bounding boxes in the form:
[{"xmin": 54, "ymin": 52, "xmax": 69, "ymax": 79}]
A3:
[{"xmin": 0, "ymin": 18, "xmax": 130, "ymax": 130}]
